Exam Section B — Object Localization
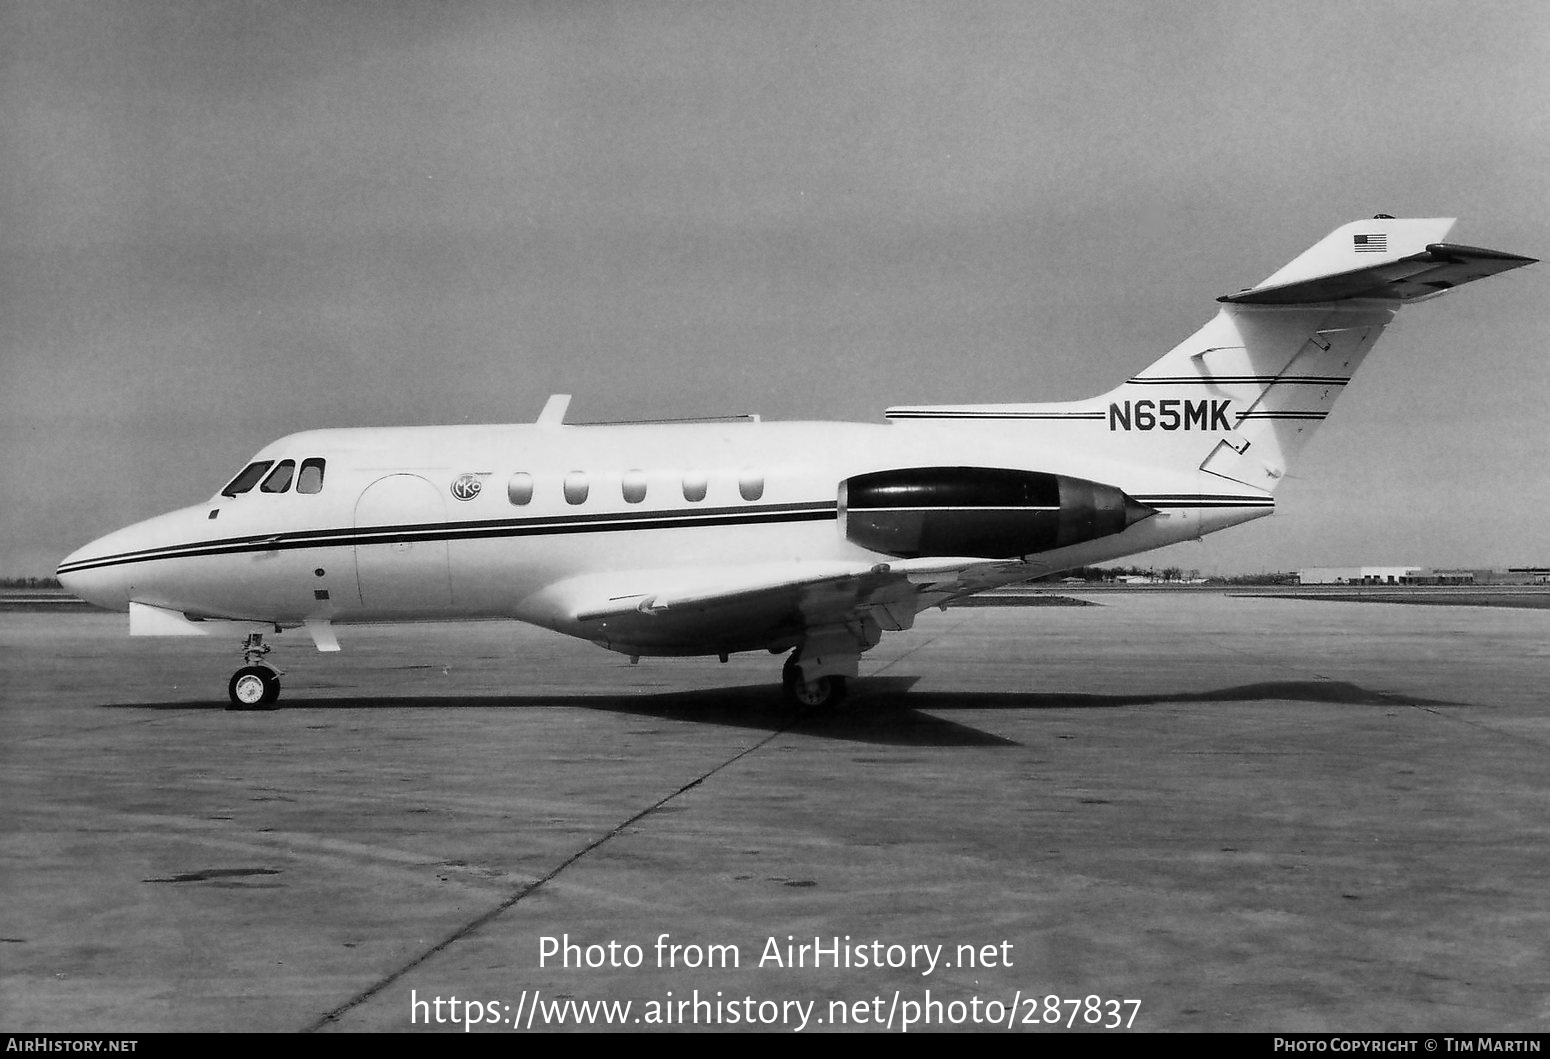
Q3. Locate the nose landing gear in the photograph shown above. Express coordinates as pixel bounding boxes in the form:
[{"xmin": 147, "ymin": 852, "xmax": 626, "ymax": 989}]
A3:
[{"xmin": 227, "ymin": 632, "xmax": 282, "ymax": 710}]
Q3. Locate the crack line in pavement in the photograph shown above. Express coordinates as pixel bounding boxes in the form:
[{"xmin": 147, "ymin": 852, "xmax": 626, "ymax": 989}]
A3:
[
  {"xmin": 1412, "ymin": 704, "xmax": 1550, "ymax": 751},
  {"xmin": 308, "ymin": 614, "xmax": 975, "ymax": 1030},
  {"xmin": 859, "ymin": 614, "xmax": 970, "ymax": 683},
  {"xmin": 302, "ymin": 716, "xmax": 801, "ymax": 1032}
]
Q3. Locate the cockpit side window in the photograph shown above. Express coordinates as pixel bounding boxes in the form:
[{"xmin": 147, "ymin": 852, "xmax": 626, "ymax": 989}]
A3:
[
  {"xmin": 260, "ymin": 460, "xmax": 296, "ymax": 493},
  {"xmin": 221, "ymin": 461, "xmax": 274, "ymax": 497},
  {"xmin": 296, "ymin": 458, "xmax": 326, "ymax": 494}
]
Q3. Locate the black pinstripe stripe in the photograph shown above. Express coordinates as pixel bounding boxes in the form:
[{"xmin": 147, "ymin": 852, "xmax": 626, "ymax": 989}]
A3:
[
  {"xmin": 58, "ymin": 502, "xmax": 840, "ymax": 576},
  {"xmin": 1126, "ymin": 376, "xmax": 1350, "ymax": 385},
  {"xmin": 1235, "ymin": 411, "xmax": 1330, "ymax": 420},
  {"xmin": 1133, "ymin": 494, "xmax": 1275, "ymax": 508},
  {"xmin": 884, "ymin": 411, "xmax": 1107, "ymax": 420}
]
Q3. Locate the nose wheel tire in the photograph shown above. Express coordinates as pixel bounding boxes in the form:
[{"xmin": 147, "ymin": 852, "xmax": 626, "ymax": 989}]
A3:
[{"xmin": 228, "ymin": 666, "xmax": 280, "ymax": 710}]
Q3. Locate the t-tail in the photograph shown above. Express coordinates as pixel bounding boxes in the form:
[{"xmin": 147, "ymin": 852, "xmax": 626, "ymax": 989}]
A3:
[{"xmin": 886, "ymin": 217, "xmax": 1535, "ymax": 495}]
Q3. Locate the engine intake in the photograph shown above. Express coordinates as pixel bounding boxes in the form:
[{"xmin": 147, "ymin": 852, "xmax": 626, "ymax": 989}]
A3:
[{"xmin": 840, "ymin": 467, "xmax": 1155, "ymax": 559}]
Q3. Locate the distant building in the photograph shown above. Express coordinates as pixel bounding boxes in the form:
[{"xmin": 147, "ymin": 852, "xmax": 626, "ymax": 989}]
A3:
[
  {"xmin": 1296, "ymin": 567, "xmax": 1488, "ymax": 586},
  {"xmin": 1296, "ymin": 566, "xmax": 1423, "ymax": 585},
  {"xmin": 1427, "ymin": 569, "xmax": 1478, "ymax": 585}
]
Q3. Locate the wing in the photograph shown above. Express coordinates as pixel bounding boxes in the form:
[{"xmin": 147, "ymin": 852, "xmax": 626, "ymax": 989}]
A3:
[{"xmin": 546, "ymin": 556, "xmax": 1043, "ymax": 658}]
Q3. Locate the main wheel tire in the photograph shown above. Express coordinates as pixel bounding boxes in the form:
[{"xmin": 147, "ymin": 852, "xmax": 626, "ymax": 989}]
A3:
[
  {"xmin": 228, "ymin": 666, "xmax": 280, "ymax": 710},
  {"xmin": 782, "ymin": 670, "xmax": 847, "ymax": 709}
]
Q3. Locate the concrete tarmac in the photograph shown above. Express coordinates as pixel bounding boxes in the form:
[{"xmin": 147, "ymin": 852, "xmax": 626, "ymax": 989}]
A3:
[{"xmin": 3, "ymin": 593, "xmax": 1547, "ymax": 1033}]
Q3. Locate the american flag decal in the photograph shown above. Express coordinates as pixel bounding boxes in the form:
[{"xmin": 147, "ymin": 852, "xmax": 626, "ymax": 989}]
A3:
[{"xmin": 1353, "ymin": 233, "xmax": 1387, "ymax": 253}]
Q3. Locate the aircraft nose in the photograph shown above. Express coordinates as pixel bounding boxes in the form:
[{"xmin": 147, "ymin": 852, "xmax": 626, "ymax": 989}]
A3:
[
  {"xmin": 57, "ymin": 504, "xmax": 219, "ymax": 613},
  {"xmin": 56, "ymin": 536, "xmax": 133, "ymax": 612}
]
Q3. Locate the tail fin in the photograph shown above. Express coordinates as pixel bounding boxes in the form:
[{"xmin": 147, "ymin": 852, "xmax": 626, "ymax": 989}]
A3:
[{"xmin": 887, "ymin": 217, "xmax": 1535, "ymax": 494}]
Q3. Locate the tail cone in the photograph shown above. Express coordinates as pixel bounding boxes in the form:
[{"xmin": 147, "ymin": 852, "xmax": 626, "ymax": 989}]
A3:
[{"xmin": 1123, "ymin": 496, "xmax": 1159, "ymax": 529}]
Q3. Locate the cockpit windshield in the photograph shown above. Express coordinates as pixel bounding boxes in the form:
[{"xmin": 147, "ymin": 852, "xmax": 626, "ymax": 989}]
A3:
[
  {"xmin": 297, "ymin": 458, "xmax": 325, "ymax": 493},
  {"xmin": 221, "ymin": 461, "xmax": 274, "ymax": 497},
  {"xmin": 219, "ymin": 457, "xmax": 327, "ymax": 498},
  {"xmin": 260, "ymin": 460, "xmax": 296, "ymax": 493}
]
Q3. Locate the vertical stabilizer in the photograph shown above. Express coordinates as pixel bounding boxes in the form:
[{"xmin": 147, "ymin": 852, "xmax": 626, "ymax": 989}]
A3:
[{"xmin": 886, "ymin": 217, "xmax": 1534, "ymax": 495}]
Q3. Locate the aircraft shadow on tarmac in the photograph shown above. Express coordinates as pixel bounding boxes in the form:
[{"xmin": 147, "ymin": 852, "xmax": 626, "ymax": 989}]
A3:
[{"xmin": 101, "ymin": 677, "xmax": 1462, "ymax": 749}]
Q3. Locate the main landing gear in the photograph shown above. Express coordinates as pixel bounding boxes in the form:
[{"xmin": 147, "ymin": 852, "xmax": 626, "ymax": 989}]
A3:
[
  {"xmin": 781, "ymin": 654, "xmax": 847, "ymax": 709},
  {"xmin": 227, "ymin": 632, "xmax": 281, "ymax": 710}
]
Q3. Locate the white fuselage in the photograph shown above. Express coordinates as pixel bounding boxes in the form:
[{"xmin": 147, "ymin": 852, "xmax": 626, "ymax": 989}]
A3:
[{"xmin": 56, "ymin": 416, "xmax": 1265, "ymax": 656}]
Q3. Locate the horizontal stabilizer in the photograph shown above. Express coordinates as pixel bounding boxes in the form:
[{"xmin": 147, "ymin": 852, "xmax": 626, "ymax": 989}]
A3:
[{"xmin": 1222, "ymin": 216, "xmax": 1535, "ymax": 304}]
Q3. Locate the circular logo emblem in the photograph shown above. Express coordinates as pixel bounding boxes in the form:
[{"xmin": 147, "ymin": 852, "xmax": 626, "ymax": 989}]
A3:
[{"xmin": 451, "ymin": 473, "xmax": 483, "ymax": 501}]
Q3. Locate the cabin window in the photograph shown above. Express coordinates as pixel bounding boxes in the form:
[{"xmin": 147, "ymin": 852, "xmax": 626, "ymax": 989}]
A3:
[
  {"xmin": 682, "ymin": 471, "xmax": 708, "ymax": 503},
  {"xmin": 296, "ymin": 458, "xmax": 326, "ymax": 494},
  {"xmin": 563, "ymin": 471, "xmax": 589, "ymax": 505},
  {"xmin": 221, "ymin": 461, "xmax": 273, "ymax": 497},
  {"xmin": 621, "ymin": 470, "xmax": 648, "ymax": 504},
  {"xmin": 508, "ymin": 472, "xmax": 534, "ymax": 505},
  {"xmin": 738, "ymin": 471, "xmax": 764, "ymax": 502},
  {"xmin": 260, "ymin": 460, "xmax": 296, "ymax": 493}
]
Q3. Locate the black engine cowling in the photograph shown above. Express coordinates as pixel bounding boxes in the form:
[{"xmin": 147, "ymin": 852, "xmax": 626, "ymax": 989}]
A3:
[{"xmin": 840, "ymin": 467, "xmax": 1155, "ymax": 559}]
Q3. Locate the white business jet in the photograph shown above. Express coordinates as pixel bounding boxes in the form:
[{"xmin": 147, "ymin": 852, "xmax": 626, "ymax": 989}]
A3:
[{"xmin": 57, "ymin": 218, "xmax": 1533, "ymax": 709}]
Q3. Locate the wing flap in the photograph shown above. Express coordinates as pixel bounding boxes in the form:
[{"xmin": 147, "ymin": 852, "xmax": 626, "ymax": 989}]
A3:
[
  {"xmin": 571, "ymin": 561, "xmax": 874, "ymax": 622},
  {"xmin": 571, "ymin": 556, "xmax": 1028, "ymax": 623}
]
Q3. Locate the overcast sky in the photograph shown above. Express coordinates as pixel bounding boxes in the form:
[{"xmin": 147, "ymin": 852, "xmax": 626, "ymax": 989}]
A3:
[{"xmin": 4, "ymin": 0, "xmax": 1546, "ymax": 577}]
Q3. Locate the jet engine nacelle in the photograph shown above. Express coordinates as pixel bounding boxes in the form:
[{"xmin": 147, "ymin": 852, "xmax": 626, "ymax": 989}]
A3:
[{"xmin": 839, "ymin": 466, "xmax": 1156, "ymax": 559}]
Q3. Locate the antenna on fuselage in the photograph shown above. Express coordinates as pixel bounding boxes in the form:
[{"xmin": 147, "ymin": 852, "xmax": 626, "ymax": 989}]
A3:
[{"xmin": 536, "ymin": 393, "xmax": 571, "ymax": 428}]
